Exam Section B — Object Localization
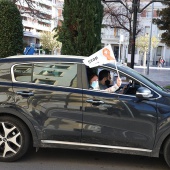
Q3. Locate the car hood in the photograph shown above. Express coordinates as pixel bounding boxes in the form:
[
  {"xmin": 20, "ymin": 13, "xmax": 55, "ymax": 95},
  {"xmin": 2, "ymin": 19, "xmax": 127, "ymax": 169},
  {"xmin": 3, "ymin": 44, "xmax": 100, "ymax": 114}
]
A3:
[{"xmin": 162, "ymin": 90, "xmax": 170, "ymax": 97}]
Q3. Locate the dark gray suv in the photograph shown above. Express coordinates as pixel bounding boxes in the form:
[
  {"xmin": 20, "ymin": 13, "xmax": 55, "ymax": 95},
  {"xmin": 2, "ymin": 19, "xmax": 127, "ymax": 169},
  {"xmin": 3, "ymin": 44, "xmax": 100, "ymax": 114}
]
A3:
[{"xmin": 1, "ymin": 55, "xmax": 170, "ymax": 167}]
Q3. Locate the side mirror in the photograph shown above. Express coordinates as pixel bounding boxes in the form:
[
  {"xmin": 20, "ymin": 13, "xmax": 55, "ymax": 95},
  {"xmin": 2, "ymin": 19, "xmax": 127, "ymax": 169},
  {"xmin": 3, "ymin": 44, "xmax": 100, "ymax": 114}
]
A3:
[{"xmin": 136, "ymin": 87, "xmax": 153, "ymax": 99}]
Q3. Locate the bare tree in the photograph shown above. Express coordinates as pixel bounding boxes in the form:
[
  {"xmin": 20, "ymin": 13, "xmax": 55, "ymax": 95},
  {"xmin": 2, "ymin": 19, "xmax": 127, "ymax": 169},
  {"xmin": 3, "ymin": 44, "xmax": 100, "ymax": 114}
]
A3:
[
  {"xmin": 103, "ymin": 1, "xmax": 142, "ymax": 53},
  {"xmin": 11, "ymin": 0, "xmax": 51, "ymax": 19}
]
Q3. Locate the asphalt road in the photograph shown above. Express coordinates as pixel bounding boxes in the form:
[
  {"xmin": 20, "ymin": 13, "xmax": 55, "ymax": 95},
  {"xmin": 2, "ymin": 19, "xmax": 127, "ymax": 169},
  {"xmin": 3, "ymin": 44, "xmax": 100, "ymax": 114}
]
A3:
[
  {"xmin": 134, "ymin": 66, "xmax": 170, "ymax": 87},
  {"xmin": 1, "ymin": 148, "xmax": 169, "ymax": 170}
]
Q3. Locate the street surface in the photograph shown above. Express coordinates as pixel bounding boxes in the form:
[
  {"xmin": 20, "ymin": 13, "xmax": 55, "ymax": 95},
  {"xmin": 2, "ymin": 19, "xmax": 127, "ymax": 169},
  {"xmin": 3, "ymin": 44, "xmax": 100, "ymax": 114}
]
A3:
[
  {"xmin": 134, "ymin": 66, "xmax": 170, "ymax": 87},
  {"xmin": 0, "ymin": 148, "xmax": 169, "ymax": 170}
]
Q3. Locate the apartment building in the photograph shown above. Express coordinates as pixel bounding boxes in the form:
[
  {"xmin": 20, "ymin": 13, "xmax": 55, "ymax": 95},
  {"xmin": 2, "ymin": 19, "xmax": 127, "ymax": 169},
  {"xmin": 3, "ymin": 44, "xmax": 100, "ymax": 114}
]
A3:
[
  {"xmin": 16, "ymin": 0, "xmax": 63, "ymax": 48},
  {"xmin": 102, "ymin": 1, "xmax": 170, "ymax": 66}
]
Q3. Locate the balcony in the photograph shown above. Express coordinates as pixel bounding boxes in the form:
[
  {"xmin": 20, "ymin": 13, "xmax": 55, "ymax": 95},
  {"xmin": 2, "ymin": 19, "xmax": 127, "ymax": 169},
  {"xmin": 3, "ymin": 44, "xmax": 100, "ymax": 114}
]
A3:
[
  {"xmin": 38, "ymin": 0, "xmax": 52, "ymax": 6},
  {"xmin": 22, "ymin": 20, "xmax": 34, "ymax": 28},
  {"xmin": 23, "ymin": 20, "xmax": 51, "ymax": 32},
  {"xmin": 52, "ymin": 1, "xmax": 64, "ymax": 8},
  {"xmin": 34, "ymin": 4, "xmax": 52, "ymax": 15},
  {"xmin": 24, "ymin": 31, "xmax": 40, "ymax": 39},
  {"xmin": 36, "ymin": 24, "xmax": 51, "ymax": 31}
]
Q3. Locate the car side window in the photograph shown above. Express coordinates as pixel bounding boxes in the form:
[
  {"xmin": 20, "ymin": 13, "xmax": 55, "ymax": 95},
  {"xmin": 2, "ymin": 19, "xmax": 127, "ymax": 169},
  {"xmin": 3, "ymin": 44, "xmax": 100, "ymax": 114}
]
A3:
[
  {"xmin": 86, "ymin": 67, "xmax": 117, "ymax": 91},
  {"xmin": 86, "ymin": 66, "xmax": 144, "ymax": 95},
  {"xmin": 13, "ymin": 63, "xmax": 78, "ymax": 88},
  {"xmin": 13, "ymin": 64, "xmax": 33, "ymax": 82},
  {"xmin": 33, "ymin": 63, "xmax": 78, "ymax": 87}
]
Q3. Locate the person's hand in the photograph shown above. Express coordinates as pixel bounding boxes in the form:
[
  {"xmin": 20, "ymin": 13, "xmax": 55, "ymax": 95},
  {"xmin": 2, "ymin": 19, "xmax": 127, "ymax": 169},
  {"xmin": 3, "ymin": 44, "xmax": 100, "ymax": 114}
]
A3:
[
  {"xmin": 116, "ymin": 77, "xmax": 122, "ymax": 87},
  {"xmin": 118, "ymin": 84, "xmax": 127, "ymax": 94},
  {"xmin": 123, "ymin": 85, "xmax": 127, "ymax": 90},
  {"xmin": 122, "ymin": 84, "xmax": 128, "ymax": 93}
]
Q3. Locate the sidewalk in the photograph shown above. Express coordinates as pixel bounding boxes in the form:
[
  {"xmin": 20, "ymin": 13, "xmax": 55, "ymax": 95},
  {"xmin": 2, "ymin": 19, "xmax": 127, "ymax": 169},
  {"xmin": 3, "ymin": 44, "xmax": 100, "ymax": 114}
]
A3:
[{"xmin": 134, "ymin": 66, "xmax": 170, "ymax": 87}]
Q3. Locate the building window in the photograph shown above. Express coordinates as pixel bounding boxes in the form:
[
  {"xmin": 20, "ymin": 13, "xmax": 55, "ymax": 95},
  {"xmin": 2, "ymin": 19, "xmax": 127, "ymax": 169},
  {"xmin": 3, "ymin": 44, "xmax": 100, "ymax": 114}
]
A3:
[
  {"xmin": 146, "ymin": 11, "xmax": 152, "ymax": 18},
  {"xmin": 114, "ymin": 28, "xmax": 119, "ymax": 37},
  {"xmin": 156, "ymin": 46, "xmax": 162, "ymax": 56},
  {"xmin": 145, "ymin": 26, "xmax": 150, "ymax": 35}
]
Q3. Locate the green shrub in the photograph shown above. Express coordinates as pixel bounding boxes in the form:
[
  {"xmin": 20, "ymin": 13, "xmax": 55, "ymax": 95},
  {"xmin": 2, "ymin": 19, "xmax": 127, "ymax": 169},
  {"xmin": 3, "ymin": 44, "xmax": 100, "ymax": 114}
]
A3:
[
  {"xmin": 0, "ymin": 0, "xmax": 23, "ymax": 58},
  {"xmin": 56, "ymin": 0, "xmax": 103, "ymax": 56},
  {"xmin": 164, "ymin": 85, "xmax": 170, "ymax": 89}
]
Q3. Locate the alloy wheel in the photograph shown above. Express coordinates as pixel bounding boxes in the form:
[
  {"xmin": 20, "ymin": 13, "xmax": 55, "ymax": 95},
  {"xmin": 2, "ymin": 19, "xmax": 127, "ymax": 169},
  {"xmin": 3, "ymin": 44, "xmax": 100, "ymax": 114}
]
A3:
[{"xmin": 0, "ymin": 122, "xmax": 22, "ymax": 158}]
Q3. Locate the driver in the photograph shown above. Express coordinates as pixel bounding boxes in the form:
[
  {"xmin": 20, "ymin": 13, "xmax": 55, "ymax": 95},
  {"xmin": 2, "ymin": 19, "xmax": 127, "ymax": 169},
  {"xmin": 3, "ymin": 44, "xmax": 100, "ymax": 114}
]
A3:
[
  {"xmin": 89, "ymin": 71, "xmax": 122, "ymax": 93},
  {"xmin": 98, "ymin": 69, "xmax": 128, "ymax": 93},
  {"xmin": 99, "ymin": 70, "xmax": 112, "ymax": 89},
  {"xmin": 98, "ymin": 69, "xmax": 121, "ymax": 92}
]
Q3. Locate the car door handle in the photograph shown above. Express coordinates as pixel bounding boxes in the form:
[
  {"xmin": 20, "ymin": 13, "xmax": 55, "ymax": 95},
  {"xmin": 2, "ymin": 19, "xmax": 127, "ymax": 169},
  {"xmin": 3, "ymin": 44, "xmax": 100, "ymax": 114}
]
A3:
[
  {"xmin": 16, "ymin": 91, "xmax": 34, "ymax": 96},
  {"xmin": 86, "ymin": 99, "xmax": 104, "ymax": 104}
]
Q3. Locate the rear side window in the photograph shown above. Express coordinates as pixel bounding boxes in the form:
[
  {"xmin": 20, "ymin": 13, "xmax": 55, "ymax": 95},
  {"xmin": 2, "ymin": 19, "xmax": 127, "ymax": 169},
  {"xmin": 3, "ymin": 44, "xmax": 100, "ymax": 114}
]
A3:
[
  {"xmin": 14, "ymin": 64, "xmax": 32, "ymax": 82},
  {"xmin": 33, "ymin": 63, "xmax": 77, "ymax": 87},
  {"xmin": 13, "ymin": 63, "xmax": 78, "ymax": 88}
]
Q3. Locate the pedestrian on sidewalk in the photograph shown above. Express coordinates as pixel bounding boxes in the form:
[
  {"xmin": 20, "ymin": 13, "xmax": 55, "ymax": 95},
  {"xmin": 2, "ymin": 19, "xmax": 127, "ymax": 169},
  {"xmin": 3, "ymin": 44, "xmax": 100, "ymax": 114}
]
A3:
[
  {"xmin": 158, "ymin": 57, "xmax": 164, "ymax": 67},
  {"xmin": 162, "ymin": 58, "xmax": 166, "ymax": 67}
]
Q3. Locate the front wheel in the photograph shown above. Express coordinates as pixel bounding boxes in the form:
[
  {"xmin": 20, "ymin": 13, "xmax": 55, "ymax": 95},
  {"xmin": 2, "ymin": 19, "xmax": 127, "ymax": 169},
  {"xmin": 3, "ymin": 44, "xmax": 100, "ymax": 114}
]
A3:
[
  {"xmin": 0, "ymin": 116, "xmax": 31, "ymax": 162},
  {"xmin": 164, "ymin": 137, "xmax": 170, "ymax": 167}
]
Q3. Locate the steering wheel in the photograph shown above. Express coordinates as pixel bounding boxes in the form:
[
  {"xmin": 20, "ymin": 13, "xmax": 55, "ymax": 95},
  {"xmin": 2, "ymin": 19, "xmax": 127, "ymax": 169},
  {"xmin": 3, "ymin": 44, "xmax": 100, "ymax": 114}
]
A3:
[
  {"xmin": 115, "ymin": 86, "xmax": 123, "ymax": 93},
  {"xmin": 123, "ymin": 83, "xmax": 131, "ymax": 94}
]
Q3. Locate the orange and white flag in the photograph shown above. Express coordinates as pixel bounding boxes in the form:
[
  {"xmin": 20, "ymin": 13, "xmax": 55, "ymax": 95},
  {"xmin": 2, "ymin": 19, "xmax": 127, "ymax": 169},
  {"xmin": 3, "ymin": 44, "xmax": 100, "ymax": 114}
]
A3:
[{"xmin": 83, "ymin": 44, "xmax": 116, "ymax": 68}]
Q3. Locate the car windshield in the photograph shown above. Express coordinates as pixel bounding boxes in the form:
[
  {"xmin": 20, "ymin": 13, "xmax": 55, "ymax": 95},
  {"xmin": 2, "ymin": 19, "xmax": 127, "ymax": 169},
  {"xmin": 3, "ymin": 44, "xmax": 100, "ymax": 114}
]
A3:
[
  {"xmin": 106, "ymin": 63, "xmax": 167, "ymax": 92},
  {"xmin": 139, "ymin": 73, "xmax": 166, "ymax": 91}
]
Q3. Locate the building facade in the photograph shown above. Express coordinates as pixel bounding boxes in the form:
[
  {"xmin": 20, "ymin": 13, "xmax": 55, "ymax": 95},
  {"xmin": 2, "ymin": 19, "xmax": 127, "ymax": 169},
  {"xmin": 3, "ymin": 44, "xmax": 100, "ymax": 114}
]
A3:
[
  {"xmin": 17, "ymin": 0, "xmax": 169, "ymax": 65},
  {"xmin": 16, "ymin": 0, "xmax": 63, "ymax": 49},
  {"xmin": 102, "ymin": 1, "xmax": 170, "ymax": 66}
]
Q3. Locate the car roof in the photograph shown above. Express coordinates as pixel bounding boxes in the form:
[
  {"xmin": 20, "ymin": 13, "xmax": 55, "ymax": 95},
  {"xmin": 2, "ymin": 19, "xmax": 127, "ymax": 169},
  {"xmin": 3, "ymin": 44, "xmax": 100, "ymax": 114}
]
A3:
[
  {"xmin": 0, "ymin": 55, "xmax": 86, "ymax": 63},
  {"xmin": 6, "ymin": 55, "xmax": 86, "ymax": 59}
]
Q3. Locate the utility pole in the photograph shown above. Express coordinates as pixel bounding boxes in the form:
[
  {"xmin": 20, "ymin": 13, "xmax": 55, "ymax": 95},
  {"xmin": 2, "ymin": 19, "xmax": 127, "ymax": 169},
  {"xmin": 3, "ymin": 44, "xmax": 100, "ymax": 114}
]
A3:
[
  {"xmin": 131, "ymin": 0, "xmax": 139, "ymax": 69},
  {"xmin": 146, "ymin": 3, "xmax": 154, "ymax": 75}
]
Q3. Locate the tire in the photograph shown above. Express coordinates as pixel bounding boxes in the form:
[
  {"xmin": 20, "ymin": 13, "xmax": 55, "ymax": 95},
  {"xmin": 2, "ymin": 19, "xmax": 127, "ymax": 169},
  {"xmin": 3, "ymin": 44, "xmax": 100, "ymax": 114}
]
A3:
[
  {"xmin": 164, "ymin": 137, "xmax": 170, "ymax": 167},
  {"xmin": 0, "ymin": 116, "xmax": 31, "ymax": 162}
]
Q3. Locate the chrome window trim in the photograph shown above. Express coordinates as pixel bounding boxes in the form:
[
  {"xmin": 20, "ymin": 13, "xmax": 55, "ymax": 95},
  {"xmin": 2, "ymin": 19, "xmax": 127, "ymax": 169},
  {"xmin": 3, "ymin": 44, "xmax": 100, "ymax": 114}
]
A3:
[
  {"xmin": 41, "ymin": 140, "xmax": 152, "ymax": 153},
  {"xmin": 83, "ymin": 88, "xmax": 136, "ymax": 99},
  {"xmin": 11, "ymin": 62, "xmax": 161, "ymax": 99},
  {"xmin": 11, "ymin": 63, "xmax": 32, "ymax": 83}
]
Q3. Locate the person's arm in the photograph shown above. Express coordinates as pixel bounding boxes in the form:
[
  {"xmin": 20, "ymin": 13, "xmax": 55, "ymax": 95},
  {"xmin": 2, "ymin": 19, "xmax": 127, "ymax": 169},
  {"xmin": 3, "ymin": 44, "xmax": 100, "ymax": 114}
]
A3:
[
  {"xmin": 105, "ymin": 84, "xmax": 119, "ymax": 93},
  {"xmin": 105, "ymin": 77, "xmax": 121, "ymax": 93}
]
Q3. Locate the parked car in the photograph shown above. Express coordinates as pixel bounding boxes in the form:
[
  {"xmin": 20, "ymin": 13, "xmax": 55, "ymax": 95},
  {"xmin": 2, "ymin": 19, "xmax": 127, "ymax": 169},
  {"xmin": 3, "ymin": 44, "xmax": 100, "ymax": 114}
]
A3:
[{"xmin": 1, "ymin": 55, "xmax": 170, "ymax": 167}]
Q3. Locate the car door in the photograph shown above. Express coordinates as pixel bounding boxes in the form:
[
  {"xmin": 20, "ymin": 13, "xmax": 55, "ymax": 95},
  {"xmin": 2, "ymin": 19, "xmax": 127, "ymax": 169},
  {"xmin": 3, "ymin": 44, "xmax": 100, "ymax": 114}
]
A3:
[
  {"xmin": 12, "ymin": 62, "xmax": 83, "ymax": 142},
  {"xmin": 82, "ymin": 67, "xmax": 158, "ymax": 150}
]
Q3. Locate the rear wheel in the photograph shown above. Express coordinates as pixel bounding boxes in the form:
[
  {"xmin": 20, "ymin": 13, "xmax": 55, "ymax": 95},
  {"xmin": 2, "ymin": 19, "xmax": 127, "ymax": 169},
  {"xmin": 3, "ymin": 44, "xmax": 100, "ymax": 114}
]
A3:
[{"xmin": 0, "ymin": 116, "xmax": 30, "ymax": 162}]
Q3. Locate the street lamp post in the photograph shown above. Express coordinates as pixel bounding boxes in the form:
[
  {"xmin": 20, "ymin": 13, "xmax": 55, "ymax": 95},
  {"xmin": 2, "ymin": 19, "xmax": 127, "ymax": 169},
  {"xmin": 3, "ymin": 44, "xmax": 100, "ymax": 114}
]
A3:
[
  {"xmin": 146, "ymin": 2, "xmax": 154, "ymax": 75},
  {"xmin": 102, "ymin": 0, "xmax": 167, "ymax": 69},
  {"xmin": 118, "ymin": 34, "xmax": 124, "ymax": 62}
]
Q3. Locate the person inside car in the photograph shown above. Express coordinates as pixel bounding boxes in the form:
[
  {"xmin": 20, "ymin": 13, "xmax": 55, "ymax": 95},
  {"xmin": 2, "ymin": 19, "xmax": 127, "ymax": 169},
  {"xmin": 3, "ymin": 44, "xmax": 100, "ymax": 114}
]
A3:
[
  {"xmin": 98, "ymin": 69, "xmax": 121, "ymax": 92},
  {"xmin": 99, "ymin": 69, "xmax": 112, "ymax": 89},
  {"xmin": 89, "ymin": 73, "xmax": 122, "ymax": 93},
  {"xmin": 89, "ymin": 73, "xmax": 99, "ymax": 89}
]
